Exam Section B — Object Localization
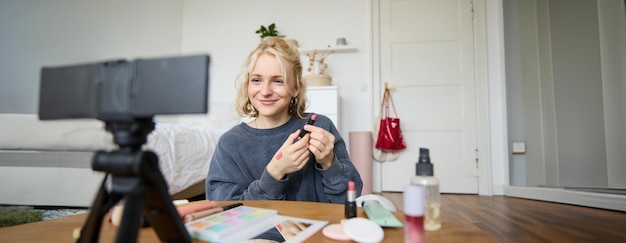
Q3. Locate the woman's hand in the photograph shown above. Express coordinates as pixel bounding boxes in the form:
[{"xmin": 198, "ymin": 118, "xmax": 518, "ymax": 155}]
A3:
[
  {"xmin": 304, "ymin": 124, "xmax": 335, "ymax": 169},
  {"xmin": 266, "ymin": 130, "xmax": 311, "ymax": 180}
]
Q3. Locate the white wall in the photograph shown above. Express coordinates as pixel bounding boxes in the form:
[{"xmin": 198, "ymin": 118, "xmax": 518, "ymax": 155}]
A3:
[
  {"xmin": 0, "ymin": 0, "xmax": 373, "ymax": 149},
  {"xmin": 180, "ymin": 0, "xmax": 374, "ymax": 140},
  {"xmin": 504, "ymin": 0, "xmax": 626, "ymax": 189},
  {"xmin": 598, "ymin": 0, "xmax": 626, "ymax": 189},
  {"xmin": 0, "ymin": 0, "xmax": 184, "ymax": 114},
  {"xmin": 501, "ymin": 0, "xmax": 626, "ymax": 212}
]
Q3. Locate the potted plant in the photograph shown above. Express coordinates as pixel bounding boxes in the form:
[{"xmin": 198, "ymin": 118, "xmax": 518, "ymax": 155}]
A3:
[
  {"xmin": 254, "ymin": 23, "xmax": 298, "ymax": 47},
  {"xmin": 255, "ymin": 23, "xmax": 285, "ymax": 39},
  {"xmin": 304, "ymin": 46, "xmax": 334, "ymax": 86}
]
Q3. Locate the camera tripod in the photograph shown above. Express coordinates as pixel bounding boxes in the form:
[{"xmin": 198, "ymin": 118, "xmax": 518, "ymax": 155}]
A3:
[{"xmin": 77, "ymin": 118, "xmax": 190, "ymax": 243}]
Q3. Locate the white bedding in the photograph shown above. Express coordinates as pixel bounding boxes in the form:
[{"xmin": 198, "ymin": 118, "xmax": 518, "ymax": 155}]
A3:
[
  {"xmin": 147, "ymin": 122, "xmax": 223, "ymax": 194},
  {"xmin": 0, "ymin": 103, "xmax": 239, "ymax": 196}
]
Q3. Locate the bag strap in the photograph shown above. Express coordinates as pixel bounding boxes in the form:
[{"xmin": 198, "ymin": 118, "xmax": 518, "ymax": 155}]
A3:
[
  {"xmin": 379, "ymin": 89, "xmax": 390, "ymax": 119},
  {"xmin": 385, "ymin": 89, "xmax": 399, "ymax": 118}
]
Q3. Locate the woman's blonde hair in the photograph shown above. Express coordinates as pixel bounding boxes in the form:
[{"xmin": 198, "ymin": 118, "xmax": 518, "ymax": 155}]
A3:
[{"xmin": 234, "ymin": 37, "xmax": 308, "ymax": 118}]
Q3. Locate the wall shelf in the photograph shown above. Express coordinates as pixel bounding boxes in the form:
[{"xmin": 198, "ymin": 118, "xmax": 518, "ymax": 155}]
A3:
[{"xmin": 299, "ymin": 46, "xmax": 357, "ymax": 55}]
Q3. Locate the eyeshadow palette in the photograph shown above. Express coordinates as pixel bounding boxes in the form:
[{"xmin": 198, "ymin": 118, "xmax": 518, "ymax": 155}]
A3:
[
  {"xmin": 185, "ymin": 205, "xmax": 329, "ymax": 243},
  {"xmin": 186, "ymin": 206, "xmax": 278, "ymax": 242}
]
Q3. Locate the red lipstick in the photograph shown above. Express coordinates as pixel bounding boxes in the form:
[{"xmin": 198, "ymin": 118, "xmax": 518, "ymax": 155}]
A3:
[
  {"xmin": 345, "ymin": 180, "xmax": 357, "ymax": 218},
  {"xmin": 298, "ymin": 114, "xmax": 317, "ymax": 138}
]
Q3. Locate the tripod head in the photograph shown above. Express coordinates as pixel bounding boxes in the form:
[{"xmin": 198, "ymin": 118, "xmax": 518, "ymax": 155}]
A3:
[
  {"xmin": 105, "ymin": 118, "xmax": 154, "ymax": 150},
  {"xmin": 91, "ymin": 118, "xmax": 155, "ymax": 176}
]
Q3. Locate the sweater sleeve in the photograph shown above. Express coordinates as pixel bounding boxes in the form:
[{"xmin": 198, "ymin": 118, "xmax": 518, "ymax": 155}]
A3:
[
  {"xmin": 313, "ymin": 116, "xmax": 364, "ymax": 203},
  {"xmin": 205, "ymin": 130, "xmax": 288, "ymax": 201}
]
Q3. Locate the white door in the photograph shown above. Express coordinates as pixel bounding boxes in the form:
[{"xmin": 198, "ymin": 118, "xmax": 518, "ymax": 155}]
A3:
[{"xmin": 378, "ymin": 0, "xmax": 478, "ymax": 193}]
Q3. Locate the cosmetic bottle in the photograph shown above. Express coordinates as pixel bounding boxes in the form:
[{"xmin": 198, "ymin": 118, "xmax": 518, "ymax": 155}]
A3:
[
  {"xmin": 410, "ymin": 147, "xmax": 441, "ymax": 231},
  {"xmin": 404, "ymin": 185, "xmax": 425, "ymax": 243}
]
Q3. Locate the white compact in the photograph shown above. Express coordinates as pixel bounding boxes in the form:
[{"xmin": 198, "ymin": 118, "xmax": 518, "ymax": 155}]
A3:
[{"xmin": 342, "ymin": 217, "xmax": 384, "ymax": 243}]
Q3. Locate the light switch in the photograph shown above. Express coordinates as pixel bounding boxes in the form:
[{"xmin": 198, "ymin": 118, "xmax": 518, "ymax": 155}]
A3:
[{"xmin": 512, "ymin": 142, "xmax": 526, "ymax": 154}]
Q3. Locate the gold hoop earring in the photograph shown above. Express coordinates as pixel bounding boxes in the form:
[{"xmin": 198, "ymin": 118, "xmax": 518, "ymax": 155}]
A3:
[{"xmin": 247, "ymin": 100, "xmax": 257, "ymax": 115}]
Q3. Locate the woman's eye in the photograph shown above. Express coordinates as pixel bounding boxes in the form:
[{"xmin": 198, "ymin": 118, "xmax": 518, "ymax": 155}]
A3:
[
  {"xmin": 250, "ymin": 78, "xmax": 261, "ymax": 83},
  {"xmin": 273, "ymin": 79, "xmax": 284, "ymax": 84}
]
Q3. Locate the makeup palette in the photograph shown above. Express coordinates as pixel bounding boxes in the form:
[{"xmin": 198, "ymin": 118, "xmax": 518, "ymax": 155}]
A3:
[{"xmin": 186, "ymin": 206, "xmax": 278, "ymax": 242}]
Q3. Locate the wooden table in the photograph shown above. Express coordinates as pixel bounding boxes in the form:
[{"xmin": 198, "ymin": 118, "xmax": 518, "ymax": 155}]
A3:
[{"xmin": 0, "ymin": 200, "xmax": 495, "ymax": 242}]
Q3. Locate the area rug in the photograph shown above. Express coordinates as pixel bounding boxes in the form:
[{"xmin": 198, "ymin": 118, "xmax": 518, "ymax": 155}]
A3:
[{"xmin": 0, "ymin": 206, "xmax": 87, "ymax": 227}]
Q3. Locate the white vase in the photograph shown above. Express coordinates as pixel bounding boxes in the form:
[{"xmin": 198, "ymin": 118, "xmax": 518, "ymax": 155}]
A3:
[
  {"xmin": 304, "ymin": 74, "xmax": 332, "ymax": 86},
  {"xmin": 285, "ymin": 39, "xmax": 299, "ymax": 47}
]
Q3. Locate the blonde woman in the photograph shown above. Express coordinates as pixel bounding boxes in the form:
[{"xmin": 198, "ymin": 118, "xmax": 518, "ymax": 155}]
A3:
[{"xmin": 205, "ymin": 37, "xmax": 362, "ymax": 203}]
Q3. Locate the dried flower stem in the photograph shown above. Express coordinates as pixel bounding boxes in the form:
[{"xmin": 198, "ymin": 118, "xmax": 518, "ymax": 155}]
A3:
[{"xmin": 306, "ymin": 45, "xmax": 334, "ymax": 75}]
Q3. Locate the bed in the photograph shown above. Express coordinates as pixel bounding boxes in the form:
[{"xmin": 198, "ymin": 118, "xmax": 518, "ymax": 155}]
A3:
[{"xmin": 0, "ymin": 102, "xmax": 239, "ymax": 207}]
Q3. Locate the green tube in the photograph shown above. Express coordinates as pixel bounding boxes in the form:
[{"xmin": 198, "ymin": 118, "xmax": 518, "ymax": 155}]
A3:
[{"xmin": 363, "ymin": 200, "xmax": 404, "ymax": 228}]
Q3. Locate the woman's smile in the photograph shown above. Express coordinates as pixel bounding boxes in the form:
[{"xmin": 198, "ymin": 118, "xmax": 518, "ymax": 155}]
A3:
[{"xmin": 259, "ymin": 99, "xmax": 278, "ymax": 105}]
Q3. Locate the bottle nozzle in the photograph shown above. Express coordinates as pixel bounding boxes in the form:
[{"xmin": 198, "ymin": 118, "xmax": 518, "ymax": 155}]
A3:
[
  {"xmin": 419, "ymin": 148, "xmax": 430, "ymax": 163},
  {"xmin": 416, "ymin": 147, "xmax": 434, "ymax": 176}
]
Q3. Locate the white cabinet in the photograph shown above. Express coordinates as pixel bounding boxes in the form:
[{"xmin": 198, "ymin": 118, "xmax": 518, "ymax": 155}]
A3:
[{"xmin": 306, "ymin": 86, "xmax": 339, "ymax": 127}]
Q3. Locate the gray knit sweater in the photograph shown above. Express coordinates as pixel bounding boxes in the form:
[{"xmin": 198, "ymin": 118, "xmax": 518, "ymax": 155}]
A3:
[{"xmin": 205, "ymin": 113, "xmax": 363, "ymax": 203}]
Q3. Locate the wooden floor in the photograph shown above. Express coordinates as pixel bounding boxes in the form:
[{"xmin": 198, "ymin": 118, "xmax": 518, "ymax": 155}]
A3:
[{"xmin": 380, "ymin": 192, "xmax": 626, "ymax": 242}]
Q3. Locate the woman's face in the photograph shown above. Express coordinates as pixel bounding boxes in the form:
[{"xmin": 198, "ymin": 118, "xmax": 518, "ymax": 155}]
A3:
[{"xmin": 248, "ymin": 53, "xmax": 297, "ymax": 120}]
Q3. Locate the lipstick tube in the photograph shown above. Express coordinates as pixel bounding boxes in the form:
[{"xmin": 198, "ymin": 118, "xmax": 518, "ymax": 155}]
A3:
[{"xmin": 345, "ymin": 180, "xmax": 357, "ymax": 218}]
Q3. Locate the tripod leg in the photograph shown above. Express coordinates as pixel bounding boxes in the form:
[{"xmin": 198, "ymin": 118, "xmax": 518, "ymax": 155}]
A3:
[
  {"xmin": 115, "ymin": 177, "xmax": 148, "ymax": 243},
  {"xmin": 111, "ymin": 151, "xmax": 191, "ymax": 243},
  {"xmin": 141, "ymin": 151, "xmax": 191, "ymax": 243},
  {"xmin": 78, "ymin": 174, "xmax": 123, "ymax": 243}
]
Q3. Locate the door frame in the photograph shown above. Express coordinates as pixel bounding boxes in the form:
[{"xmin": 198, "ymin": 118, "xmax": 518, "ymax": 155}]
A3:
[{"xmin": 370, "ymin": 0, "xmax": 499, "ymax": 195}]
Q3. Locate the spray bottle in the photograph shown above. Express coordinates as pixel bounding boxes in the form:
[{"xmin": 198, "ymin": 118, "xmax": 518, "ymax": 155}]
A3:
[{"xmin": 410, "ymin": 147, "xmax": 441, "ymax": 231}]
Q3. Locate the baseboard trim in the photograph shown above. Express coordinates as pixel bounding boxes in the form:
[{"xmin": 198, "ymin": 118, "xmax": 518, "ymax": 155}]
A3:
[
  {"xmin": 492, "ymin": 184, "xmax": 505, "ymax": 195},
  {"xmin": 504, "ymin": 186, "xmax": 626, "ymax": 212}
]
